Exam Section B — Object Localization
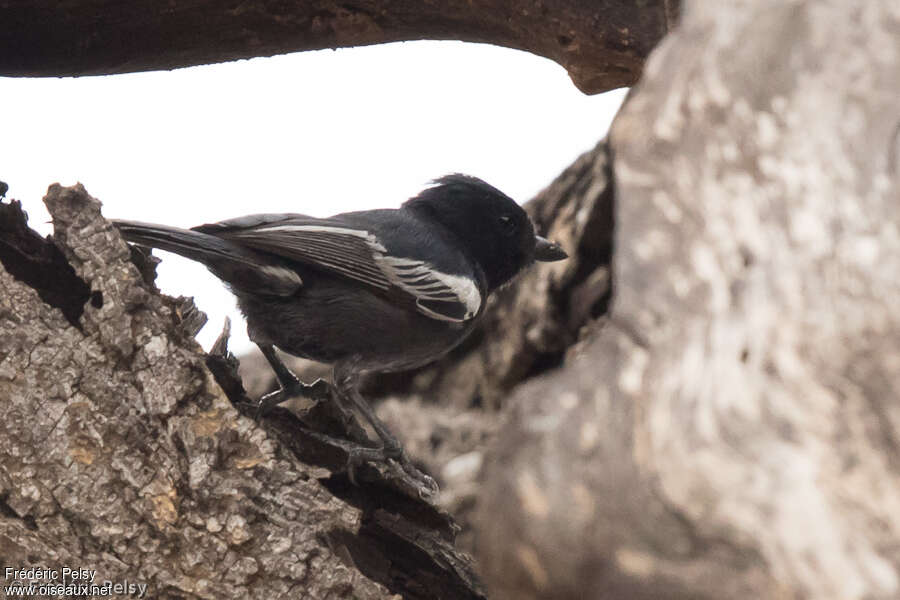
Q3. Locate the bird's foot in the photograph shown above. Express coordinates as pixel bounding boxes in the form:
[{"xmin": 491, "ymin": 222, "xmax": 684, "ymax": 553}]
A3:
[
  {"xmin": 255, "ymin": 344, "xmax": 351, "ymax": 421},
  {"xmin": 347, "ymin": 441, "xmax": 439, "ymax": 500},
  {"xmin": 255, "ymin": 378, "xmax": 345, "ymax": 419}
]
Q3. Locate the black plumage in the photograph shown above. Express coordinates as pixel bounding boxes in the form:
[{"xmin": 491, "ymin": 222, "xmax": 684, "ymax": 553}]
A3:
[{"xmin": 114, "ymin": 174, "xmax": 567, "ymax": 495}]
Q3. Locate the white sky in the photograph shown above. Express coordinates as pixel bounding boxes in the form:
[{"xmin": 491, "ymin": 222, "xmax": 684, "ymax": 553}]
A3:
[{"xmin": 2, "ymin": 41, "xmax": 625, "ymax": 354}]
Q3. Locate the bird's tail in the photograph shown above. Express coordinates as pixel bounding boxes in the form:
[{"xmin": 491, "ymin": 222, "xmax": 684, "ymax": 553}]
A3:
[
  {"xmin": 113, "ymin": 219, "xmax": 257, "ymax": 267},
  {"xmin": 112, "ymin": 219, "xmax": 301, "ymax": 296}
]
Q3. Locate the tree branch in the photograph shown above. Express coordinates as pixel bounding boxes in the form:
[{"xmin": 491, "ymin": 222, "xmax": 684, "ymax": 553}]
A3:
[{"xmin": 0, "ymin": 0, "xmax": 675, "ymax": 94}]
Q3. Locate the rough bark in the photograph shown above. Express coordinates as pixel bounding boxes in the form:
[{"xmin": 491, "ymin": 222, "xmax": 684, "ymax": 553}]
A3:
[
  {"xmin": 0, "ymin": 187, "xmax": 484, "ymax": 599},
  {"xmin": 475, "ymin": 1, "xmax": 900, "ymax": 599},
  {"xmin": 0, "ymin": 0, "xmax": 677, "ymax": 94}
]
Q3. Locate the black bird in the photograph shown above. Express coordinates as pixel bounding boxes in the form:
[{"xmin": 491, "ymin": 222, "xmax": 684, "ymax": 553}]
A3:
[{"xmin": 114, "ymin": 174, "xmax": 567, "ymax": 495}]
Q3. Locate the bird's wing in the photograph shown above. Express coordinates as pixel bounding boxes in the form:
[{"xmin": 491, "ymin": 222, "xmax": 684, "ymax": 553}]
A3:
[{"xmin": 194, "ymin": 214, "xmax": 482, "ymax": 323}]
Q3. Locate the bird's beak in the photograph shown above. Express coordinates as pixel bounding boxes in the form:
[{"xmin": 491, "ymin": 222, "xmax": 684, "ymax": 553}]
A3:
[{"xmin": 534, "ymin": 236, "xmax": 568, "ymax": 262}]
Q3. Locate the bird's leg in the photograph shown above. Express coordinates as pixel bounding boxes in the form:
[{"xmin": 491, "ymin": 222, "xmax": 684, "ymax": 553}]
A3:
[
  {"xmin": 256, "ymin": 344, "xmax": 336, "ymax": 416},
  {"xmin": 334, "ymin": 363, "xmax": 439, "ymax": 498}
]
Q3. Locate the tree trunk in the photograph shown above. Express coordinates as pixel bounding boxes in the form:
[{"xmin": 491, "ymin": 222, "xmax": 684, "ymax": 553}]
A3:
[{"xmin": 474, "ymin": 1, "xmax": 900, "ymax": 598}]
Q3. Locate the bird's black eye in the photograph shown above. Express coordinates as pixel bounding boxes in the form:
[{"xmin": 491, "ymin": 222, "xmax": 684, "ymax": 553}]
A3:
[{"xmin": 499, "ymin": 215, "xmax": 517, "ymax": 236}]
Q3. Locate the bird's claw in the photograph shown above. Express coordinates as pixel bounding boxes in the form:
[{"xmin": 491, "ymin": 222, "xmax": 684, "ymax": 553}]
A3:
[
  {"xmin": 345, "ymin": 444, "xmax": 439, "ymax": 500},
  {"xmin": 408, "ymin": 469, "xmax": 439, "ymax": 500},
  {"xmin": 305, "ymin": 378, "xmax": 332, "ymax": 401},
  {"xmin": 394, "ymin": 457, "xmax": 439, "ymax": 500},
  {"xmin": 254, "ymin": 378, "xmax": 337, "ymax": 420}
]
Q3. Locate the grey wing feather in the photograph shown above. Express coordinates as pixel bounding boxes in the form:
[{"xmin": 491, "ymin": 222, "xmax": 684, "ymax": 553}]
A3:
[{"xmin": 198, "ymin": 215, "xmax": 391, "ymax": 290}]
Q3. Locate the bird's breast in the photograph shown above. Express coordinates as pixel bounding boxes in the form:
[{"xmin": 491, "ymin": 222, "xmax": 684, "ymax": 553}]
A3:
[{"xmin": 235, "ymin": 275, "xmax": 478, "ymax": 372}]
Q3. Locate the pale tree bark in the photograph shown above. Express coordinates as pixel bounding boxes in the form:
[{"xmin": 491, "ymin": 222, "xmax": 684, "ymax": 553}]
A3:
[
  {"xmin": 0, "ymin": 0, "xmax": 677, "ymax": 94},
  {"xmin": 474, "ymin": 1, "xmax": 900, "ymax": 599}
]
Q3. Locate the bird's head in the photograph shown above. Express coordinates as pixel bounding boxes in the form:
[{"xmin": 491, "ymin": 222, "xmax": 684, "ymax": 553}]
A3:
[{"xmin": 404, "ymin": 174, "xmax": 567, "ymax": 292}]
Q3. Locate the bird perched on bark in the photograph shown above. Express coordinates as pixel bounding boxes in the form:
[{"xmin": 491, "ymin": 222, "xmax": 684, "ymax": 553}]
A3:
[{"xmin": 114, "ymin": 174, "xmax": 567, "ymax": 496}]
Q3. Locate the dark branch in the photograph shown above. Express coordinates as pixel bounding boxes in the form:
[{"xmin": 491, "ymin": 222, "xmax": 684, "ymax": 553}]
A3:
[{"xmin": 0, "ymin": 0, "xmax": 676, "ymax": 94}]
